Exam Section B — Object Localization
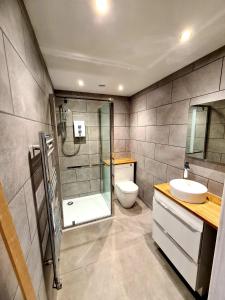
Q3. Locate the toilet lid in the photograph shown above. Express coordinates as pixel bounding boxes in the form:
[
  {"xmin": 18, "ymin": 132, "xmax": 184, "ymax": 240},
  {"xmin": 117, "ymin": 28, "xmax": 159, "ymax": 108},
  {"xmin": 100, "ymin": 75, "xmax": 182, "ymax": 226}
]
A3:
[{"xmin": 116, "ymin": 181, "xmax": 138, "ymax": 193}]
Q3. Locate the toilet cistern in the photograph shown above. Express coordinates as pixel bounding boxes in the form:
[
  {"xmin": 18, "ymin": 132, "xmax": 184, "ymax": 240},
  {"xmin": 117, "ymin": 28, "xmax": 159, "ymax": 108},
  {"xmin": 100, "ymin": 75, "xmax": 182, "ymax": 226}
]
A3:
[{"xmin": 183, "ymin": 161, "xmax": 190, "ymax": 179}]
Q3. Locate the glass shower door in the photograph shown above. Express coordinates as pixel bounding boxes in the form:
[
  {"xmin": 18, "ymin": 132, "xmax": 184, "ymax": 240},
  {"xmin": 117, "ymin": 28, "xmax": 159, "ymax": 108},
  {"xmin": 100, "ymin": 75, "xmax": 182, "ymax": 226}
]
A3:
[{"xmin": 99, "ymin": 102, "xmax": 112, "ymax": 214}]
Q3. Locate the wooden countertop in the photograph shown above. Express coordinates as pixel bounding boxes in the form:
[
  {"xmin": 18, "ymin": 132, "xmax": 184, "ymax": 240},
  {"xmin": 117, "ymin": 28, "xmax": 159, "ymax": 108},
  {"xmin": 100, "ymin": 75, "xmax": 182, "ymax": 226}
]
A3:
[
  {"xmin": 104, "ymin": 157, "xmax": 136, "ymax": 166},
  {"xmin": 154, "ymin": 183, "xmax": 221, "ymax": 229}
]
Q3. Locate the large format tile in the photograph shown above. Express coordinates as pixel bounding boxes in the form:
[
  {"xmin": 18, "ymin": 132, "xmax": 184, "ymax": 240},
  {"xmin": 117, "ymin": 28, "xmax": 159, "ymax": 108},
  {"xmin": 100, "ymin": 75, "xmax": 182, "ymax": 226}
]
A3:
[
  {"xmin": 131, "ymin": 94, "xmax": 147, "ymax": 112},
  {"xmin": 220, "ymin": 60, "xmax": 225, "ymax": 90},
  {"xmin": 169, "ymin": 125, "xmax": 187, "ymax": 147},
  {"xmin": 24, "ymin": 178, "xmax": 37, "ymax": 241},
  {"xmin": 137, "ymin": 109, "xmax": 156, "ymax": 126},
  {"xmin": 172, "ymin": 59, "xmax": 222, "ymax": 101},
  {"xmin": 137, "ymin": 141, "xmax": 155, "ymax": 159},
  {"xmin": 156, "ymin": 99, "xmax": 190, "ymax": 125},
  {"xmin": 0, "ymin": 0, "xmax": 26, "ymax": 59},
  {"xmin": 0, "ymin": 236, "xmax": 18, "ymax": 300},
  {"xmin": 145, "ymin": 157, "xmax": 167, "ymax": 181},
  {"xmin": 0, "ymin": 30, "xmax": 13, "ymax": 113},
  {"xmin": 4, "ymin": 37, "xmax": 48, "ymax": 123},
  {"xmin": 155, "ymin": 144, "xmax": 185, "ymax": 168},
  {"xmin": 147, "ymin": 82, "xmax": 172, "ymax": 109},
  {"xmin": 26, "ymin": 232, "xmax": 44, "ymax": 298},
  {"xmin": 0, "ymin": 113, "xmax": 29, "ymax": 201},
  {"xmin": 58, "ymin": 200, "xmax": 195, "ymax": 300},
  {"xmin": 146, "ymin": 125, "xmax": 169, "ymax": 144},
  {"xmin": 9, "ymin": 188, "xmax": 31, "ymax": 259}
]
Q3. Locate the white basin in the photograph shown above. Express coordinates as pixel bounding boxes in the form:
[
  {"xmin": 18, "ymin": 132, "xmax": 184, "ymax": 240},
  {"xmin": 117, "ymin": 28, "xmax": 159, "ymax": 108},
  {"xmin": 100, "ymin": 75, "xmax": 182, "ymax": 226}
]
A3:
[{"xmin": 169, "ymin": 179, "xmax": 208, "ymax": 204}]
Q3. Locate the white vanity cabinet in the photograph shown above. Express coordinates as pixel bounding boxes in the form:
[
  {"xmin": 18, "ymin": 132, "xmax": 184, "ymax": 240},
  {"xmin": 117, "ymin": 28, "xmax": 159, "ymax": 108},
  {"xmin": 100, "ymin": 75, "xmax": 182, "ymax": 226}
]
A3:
[{"xmin": 152, "ymin": 190, "xmax": 217, "ymax": 296}]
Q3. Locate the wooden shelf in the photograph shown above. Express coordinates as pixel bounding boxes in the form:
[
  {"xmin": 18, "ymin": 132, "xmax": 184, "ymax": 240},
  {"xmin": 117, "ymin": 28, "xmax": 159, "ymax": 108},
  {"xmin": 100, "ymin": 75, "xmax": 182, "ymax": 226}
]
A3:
[{"xmin": 154, "ymin": 183, "xmax": 221, "ymax": 229}]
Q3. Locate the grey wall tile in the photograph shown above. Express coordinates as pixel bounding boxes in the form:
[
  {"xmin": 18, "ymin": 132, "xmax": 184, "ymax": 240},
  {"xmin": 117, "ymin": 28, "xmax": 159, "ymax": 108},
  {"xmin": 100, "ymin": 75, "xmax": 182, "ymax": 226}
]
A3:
[
  {"xmin": 129, "ymin": 140, "xmax": 137, "ymax": 153},
  {"xmin": 189, "ymin": 164, "xmax": 225, "ymax": 184},
  {"xmin": 208, "ymin": 180, "xmax": 224, "ymax": 197},
  {"xmin": 27, "ymin": 232, "xmax": 44, "ymax": 297},
  {"xmin": 146, "ymin": 126, "xmax": 169, "ymax": 144},
  {"xmin": 131, "ymin": 94, "xmax": 146, "ymax": 112},
  {"xmin": 147, "ymin": 83, "xmax": 172, "ymax": 109},
  {"xmin": 166, "ymin": 166, "xmax": 183, "ymax": 181},
  {"xmin": 155, "ymin": 144, "xmax": 185, "ymax": 168},
  {"xmin": 9, "ymin": 188, "xmax": 31, "ymax": 259},
  {"xmin": 145, "ymin": 158, "xmax": 167, "ymax": 181},
  {"xmin": 137, "ymin": 109, "xmax": 156, "ymax": 126},
  {"xmin": 23, "ymin": 21, "xmax": 45, "ymax": 90},
  {"xmin": 60, "ymin": 155, "xmax": 89, "ymax": 170},
  {"xmin": 0, "ymin": 113, "xmax": 29, "ymax": 201},
  {"xmin": 114, "ymin": 126, "xmax": 129, "ymax": 140},
  {"xmin": 90, "ymin": 179, "xmax": 101, "ymax": 192},
  {"xmin": 0, "ymin": 31, "xmax": 13, "ymax": 113},
  {"xmin": 0, "ymin": 236, "xmax": 18, "ymax": 300},
  {"xmin": 137, "ymin": 141, "xmax": 155, "ymax": 159},
  {"xmin": 113, "ymin": 99, "xmax": 129, "ymax": 113},
  {"xmin": 130, "ymin": 113, "xmax": 137, "ymax": 126},
  {"xmin": 220, "ymin": 59, "xmax": 225, "ymax": 90},
  {"xmin": 156, "ymin": 99, "xmax": 190, "ymax": 125},
  {"xmin": 62, "ymin": 181, "xmax": 91, "ymax": 197},
  {"xmin": 24, "ymin": 179, "xmax": 37, "ymax": 242},
  {"xmin": 114, "ymin": 113, "xmax": 126, "ymax": 126},
  {"xmin": 194, "ymin": 48, "xmax": 225, "ymax": 70},
  {"xmin": 88, "ymin": 113, "xmax": 99, "ymax": 126},
  {"xmin": 76, "ymin": 167, "xmax": 91, "ymax": 182},
  {"xmin": 188, "ymin": 172, "xmax": 208, "ymax": 186},
  {"xmin": 125, "ymin": 114, "xmax": 130, "ymax": 126},
  {"xmin": 0, "ymin": 0, "xmax": 26, "ymax": 59},
  {"xmin": 87, "ymin": 100, "xmax": 102, "ymax": 112},
  {"xmin": 172, "ymin": 60, "xmax": 222, "ymax": 101},
  {"xmin": 88, "ymin": 126, "xmax": 100, "ymax": 140},
  {"xmin": 68, "ymin": 99, "xmax": 87, "ymax": 112},
  {"xmin": 169, "ymin": 125, "xmax": 187, "ymax": 147},
  {"xmin": 61, "ymin": 169, "xmax": 77, "ymax": 184},
  {"xmin": 5, "ymin": 37, "xmax": 48, "ymax": 123},
  {"xmin": 114, "ymin": 139, "xmax": 126, "ymax": 152},
  {"xmin": 133, "ymin": 127, "xmax": 146, "ymax": 141}
]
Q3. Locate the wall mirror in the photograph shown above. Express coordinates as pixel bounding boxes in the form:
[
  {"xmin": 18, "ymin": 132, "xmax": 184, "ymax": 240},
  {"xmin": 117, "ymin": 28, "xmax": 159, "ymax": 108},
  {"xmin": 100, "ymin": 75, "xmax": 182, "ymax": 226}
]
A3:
[{"xmin": 186, "ymin": 99, "xmax": 225, "ymax": 164}]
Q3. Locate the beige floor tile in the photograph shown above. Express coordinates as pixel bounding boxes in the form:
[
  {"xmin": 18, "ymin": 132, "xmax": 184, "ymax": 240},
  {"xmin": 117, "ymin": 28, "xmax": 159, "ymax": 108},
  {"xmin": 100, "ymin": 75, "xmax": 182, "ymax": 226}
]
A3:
[{"xmin": 58, "ymin": 198, "xmax": 195, "ymax": 300}]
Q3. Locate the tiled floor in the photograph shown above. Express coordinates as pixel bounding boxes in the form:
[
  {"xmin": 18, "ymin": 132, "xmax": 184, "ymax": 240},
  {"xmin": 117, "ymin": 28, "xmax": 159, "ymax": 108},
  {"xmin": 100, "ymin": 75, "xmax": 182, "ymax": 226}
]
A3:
[
  {"xmin": 63, "ymin": 194, "xmax": 111, "ymax": 227},
  {"xmin": 57, "ymin": 198, "xmax": 196, "ymax": 300}
]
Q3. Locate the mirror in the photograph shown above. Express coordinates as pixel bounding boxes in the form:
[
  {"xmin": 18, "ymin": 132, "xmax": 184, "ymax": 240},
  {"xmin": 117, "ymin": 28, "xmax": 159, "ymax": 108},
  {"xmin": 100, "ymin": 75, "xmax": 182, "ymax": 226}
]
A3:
[{"xmin": 186, "ymin": 99, "xmax": 225, "ymax": 164}]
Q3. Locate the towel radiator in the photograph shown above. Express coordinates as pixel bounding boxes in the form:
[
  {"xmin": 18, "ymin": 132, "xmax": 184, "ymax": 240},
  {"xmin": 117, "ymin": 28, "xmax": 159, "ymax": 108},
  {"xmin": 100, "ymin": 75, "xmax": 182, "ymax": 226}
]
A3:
[{"xmin": 39, "ymin": 132, "xmax": 62, "ymax": 290}]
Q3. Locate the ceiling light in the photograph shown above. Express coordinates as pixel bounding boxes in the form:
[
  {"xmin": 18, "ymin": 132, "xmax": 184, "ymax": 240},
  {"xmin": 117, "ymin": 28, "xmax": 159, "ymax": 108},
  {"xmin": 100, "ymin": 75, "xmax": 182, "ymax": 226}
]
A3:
[
  {"xmin": 118, "ymin": 84, "xmax": 124, "ymax": 91},
  {"xmin": 78, "ymin": 79, "xmax": 84, "ymax": 87},
  {"xmin": 95, "ymin": 0, "xmax": 109, "ymax": 16},
  {"xmin": 180, "ymin": 29, "xmax": 192, "ymax": 43}
]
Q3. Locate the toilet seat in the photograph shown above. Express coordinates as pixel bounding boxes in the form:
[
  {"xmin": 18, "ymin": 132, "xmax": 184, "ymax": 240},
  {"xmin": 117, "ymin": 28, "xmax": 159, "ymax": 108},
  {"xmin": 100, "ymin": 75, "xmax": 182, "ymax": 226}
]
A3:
[{"xmin": 116, "ymin": 180, "xmax": 138, "ymax": 194}]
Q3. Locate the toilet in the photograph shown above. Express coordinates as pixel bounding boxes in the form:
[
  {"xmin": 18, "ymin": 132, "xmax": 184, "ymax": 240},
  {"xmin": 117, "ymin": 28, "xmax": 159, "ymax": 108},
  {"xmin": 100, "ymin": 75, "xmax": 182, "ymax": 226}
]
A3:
[{"xmin": 113, "ymin": 163, "xmax": 139, "ymax": 208}]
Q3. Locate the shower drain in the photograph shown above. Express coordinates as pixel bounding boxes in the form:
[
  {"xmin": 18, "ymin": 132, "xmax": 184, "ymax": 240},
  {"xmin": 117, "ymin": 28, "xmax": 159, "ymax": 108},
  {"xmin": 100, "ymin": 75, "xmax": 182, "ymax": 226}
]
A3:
[{"xmin": 67, "ymin": 201, "xmax": 74, "ymax": 206}]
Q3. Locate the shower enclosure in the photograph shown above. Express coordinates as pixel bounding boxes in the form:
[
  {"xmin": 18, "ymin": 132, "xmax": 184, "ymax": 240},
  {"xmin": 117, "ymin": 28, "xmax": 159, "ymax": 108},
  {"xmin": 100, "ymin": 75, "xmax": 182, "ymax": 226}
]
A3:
[{"xmin": 54, "ymin": 97, "xmax": 113, "ymax": 228}]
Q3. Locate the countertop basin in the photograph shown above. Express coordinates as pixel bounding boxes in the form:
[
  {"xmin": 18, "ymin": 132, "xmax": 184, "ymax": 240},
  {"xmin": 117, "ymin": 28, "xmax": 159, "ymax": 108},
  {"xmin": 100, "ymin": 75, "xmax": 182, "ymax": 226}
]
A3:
[{"xmin": 169, "ymin": 179, "xmax": 208, "ymax": 204}]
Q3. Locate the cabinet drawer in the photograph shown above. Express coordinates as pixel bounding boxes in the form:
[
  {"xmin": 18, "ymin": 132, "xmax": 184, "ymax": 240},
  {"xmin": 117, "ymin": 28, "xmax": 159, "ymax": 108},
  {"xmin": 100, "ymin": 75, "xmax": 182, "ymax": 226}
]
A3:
[
  {"xmin": 153, "ymin": 191, "xmax": 203, "ymax": 263},
  {"xmin": 153, "ymin": 221, "xmax": 198, "ymax": 290}
]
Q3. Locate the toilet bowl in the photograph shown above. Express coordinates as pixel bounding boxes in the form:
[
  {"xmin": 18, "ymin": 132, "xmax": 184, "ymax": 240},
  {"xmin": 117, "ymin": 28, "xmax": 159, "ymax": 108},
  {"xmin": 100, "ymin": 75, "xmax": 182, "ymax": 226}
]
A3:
[{"xmin": 115, "ymin": 180, "xmax": 139, "ymax": 208}]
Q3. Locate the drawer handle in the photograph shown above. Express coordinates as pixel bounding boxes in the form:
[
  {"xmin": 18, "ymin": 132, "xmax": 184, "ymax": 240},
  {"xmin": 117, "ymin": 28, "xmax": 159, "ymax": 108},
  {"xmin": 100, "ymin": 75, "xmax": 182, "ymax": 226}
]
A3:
[{"xmin": 154, "ymin": 198, "xmax": 200, "ymax": 233}]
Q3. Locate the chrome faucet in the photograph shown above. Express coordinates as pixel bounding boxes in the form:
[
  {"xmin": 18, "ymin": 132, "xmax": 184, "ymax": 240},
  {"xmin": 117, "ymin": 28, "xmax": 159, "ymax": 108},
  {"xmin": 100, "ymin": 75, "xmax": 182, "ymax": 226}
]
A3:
[{"xmin": 183, "ymin": 161, "xmax": 190, "ymax": 179}]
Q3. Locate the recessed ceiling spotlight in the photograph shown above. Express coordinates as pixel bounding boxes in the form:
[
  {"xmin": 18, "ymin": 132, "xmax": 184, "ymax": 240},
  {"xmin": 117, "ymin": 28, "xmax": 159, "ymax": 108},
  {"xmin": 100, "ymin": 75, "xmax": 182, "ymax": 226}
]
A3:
[
  {"xmin": 78, "ymin": 79, "xmax": 84, "ymax": 87},
  {"xmin": 95, "ymin": 0, "xmax": 110, "ymax": 16},
  {"xmin": 118, "ymin": 84, "xmax": 124, "ymax": 91},
  {"xmin": 180, "ymin": 29, "xmax": 192, "ymax": 43}
]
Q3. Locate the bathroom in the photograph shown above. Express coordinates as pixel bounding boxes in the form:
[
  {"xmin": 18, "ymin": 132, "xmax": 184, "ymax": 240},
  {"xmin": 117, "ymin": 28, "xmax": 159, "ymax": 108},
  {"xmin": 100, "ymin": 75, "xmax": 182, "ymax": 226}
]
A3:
[{"xmin": 1, "ymin": 0, "xmax": 225, "ymax": 299}]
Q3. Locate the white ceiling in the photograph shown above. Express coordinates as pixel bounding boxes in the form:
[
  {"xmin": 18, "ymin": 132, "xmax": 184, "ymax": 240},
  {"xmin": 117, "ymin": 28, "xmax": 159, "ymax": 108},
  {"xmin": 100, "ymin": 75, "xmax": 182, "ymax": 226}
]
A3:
[{"xmin": 24, "ymin": 0, "xmax": 225, "ymax": 96}]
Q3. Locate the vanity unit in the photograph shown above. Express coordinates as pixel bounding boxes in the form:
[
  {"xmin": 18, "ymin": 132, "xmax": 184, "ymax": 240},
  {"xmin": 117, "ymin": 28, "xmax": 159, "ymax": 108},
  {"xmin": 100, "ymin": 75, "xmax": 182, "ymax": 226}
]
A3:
[{"xmin": 152, "ymin": 183, "xmax": 221, "ymax": 296}]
